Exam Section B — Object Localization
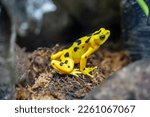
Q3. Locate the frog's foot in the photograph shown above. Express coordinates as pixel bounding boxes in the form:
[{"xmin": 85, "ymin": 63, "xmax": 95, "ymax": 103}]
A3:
[
  {"xmin": 82, "ymin": 66, "xmax": 97, "ymax": 78},
  {"xmin": 70, "ymin": 69, "xmax": 81, "ymax": 77}
]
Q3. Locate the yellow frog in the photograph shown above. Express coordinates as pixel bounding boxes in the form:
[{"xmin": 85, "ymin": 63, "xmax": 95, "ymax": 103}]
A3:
[{"xmin": 50, "ymin": 28, "xmax": 110, "ymax": 78}]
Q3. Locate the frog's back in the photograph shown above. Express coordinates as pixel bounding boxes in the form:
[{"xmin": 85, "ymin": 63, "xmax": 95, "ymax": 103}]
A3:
[
  {"xmin": 59, "ymin": 36, "xmax": 91, "ymax": 63},
  {"xmin": 70, "ymin": 36, "xmax": 91, "ymax": 63}
]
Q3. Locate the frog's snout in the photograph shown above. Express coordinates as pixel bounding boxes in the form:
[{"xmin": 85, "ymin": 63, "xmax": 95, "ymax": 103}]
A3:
[{"xmin": 106, "ymin": 30, "xmax": 110, "ymax": 36}]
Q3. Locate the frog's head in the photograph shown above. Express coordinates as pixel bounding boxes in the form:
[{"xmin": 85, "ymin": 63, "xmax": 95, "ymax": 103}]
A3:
[{"xmin": 93, "ymin": 28, "xmax": 110, "ymax": 45}]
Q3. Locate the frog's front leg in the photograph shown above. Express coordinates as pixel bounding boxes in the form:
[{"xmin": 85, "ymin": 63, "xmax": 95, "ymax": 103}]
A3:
[
  {"xmin": 51, "ymin": 58, "xmax": 81, "ymax": 77},
  {"xmin": 80, "ymin": 47, "xmax": 98, "ymax": 78}
]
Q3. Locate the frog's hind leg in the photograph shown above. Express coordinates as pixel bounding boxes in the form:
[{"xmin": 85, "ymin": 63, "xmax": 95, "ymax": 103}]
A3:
[
  {"xmin": 51, "ymin": 50, "xmax": 64, "ymax": 60},
  {"xmin": 51, "ymin": 58, "xmax": 81, "ymax": 76}
]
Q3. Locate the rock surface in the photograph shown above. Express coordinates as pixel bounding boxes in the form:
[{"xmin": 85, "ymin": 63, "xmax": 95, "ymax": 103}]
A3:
[
  {"xmin": 84, "ymin": 59, "xmax": 150, "ymax": 100},
  {"xmin": 121, "ymin": 0, "xmax": 150, "ymax": 60},
  {"xmin": 0, "ymin": 2, "xmax": 15, "ymax": 99}
]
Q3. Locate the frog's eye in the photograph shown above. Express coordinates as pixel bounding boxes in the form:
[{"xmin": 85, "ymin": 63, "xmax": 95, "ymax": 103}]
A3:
[{"xmin": 100, "ymin": 35, "xmax": 105, "ymax": 40}]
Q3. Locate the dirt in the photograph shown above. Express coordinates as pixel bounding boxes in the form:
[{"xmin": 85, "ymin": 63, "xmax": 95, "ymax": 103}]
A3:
[{"xmin": 16, "ymin": 44, "xmax": 130, "ymax": 100}]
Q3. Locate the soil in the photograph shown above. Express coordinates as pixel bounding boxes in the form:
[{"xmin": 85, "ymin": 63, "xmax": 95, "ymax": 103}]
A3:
[{"xmin": 16, "ymin": 44, "xmax": 130, "ymax": 100}]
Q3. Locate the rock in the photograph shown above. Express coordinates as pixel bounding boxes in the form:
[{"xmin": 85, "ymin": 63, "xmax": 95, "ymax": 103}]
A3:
[
  {"xmin": 84, "ymin": 59, "xmax": 150, "ymax": 100},
  {"xmin": 121, "ymin": 0, "xmax": 150, "ymax": 60},
  {"xmin": 0, "ymin": 2, "xmax": 15, "ymax": 99},
  {"xmin": 1, "ymin": 0, "xmax": 56, "ymax": 36}
]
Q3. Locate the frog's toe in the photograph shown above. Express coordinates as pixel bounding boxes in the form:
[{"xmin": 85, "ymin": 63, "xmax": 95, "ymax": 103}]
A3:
[
  {"xmin": 90, "ymin": 66, "xmax": 97, "ymax": 71},
  {"xmin": 84, "ymin": 66, "xmax": 97, "ymax": 73},
  {"xmin": 85, "ymin": 72, "xmax": 94, "ymax": 78},
  {"xmin": 70, "ymin": 69, "xmax": 81, "ymax": 77},
  {"xmin": 82, "ymin": 66, "xmax": 97, "ymax": 78}
]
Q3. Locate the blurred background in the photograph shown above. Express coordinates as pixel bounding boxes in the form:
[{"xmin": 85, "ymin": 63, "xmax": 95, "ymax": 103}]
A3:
[{"xmin": 1, "ymin": 0, "xmax": 121, "ymax": 51}]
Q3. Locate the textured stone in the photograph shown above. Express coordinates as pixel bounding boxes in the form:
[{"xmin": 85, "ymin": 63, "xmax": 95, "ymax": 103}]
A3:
[
  {"xmin": 121, "ymin": 0, "xmax": 150, "ymax": 60},
  {"xmin": 0, "ymin": 3, "xmax": 15, "ymax": 99},
  {"xmin": 84, "ymin": 59, "xmax": 150, "ymax": 100}
]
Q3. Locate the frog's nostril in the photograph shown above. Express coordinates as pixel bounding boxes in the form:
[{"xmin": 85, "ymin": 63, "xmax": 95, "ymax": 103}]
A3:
[{"xmin": 106, "ymin": 31, "xmax": 110, "ymax": 35}]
